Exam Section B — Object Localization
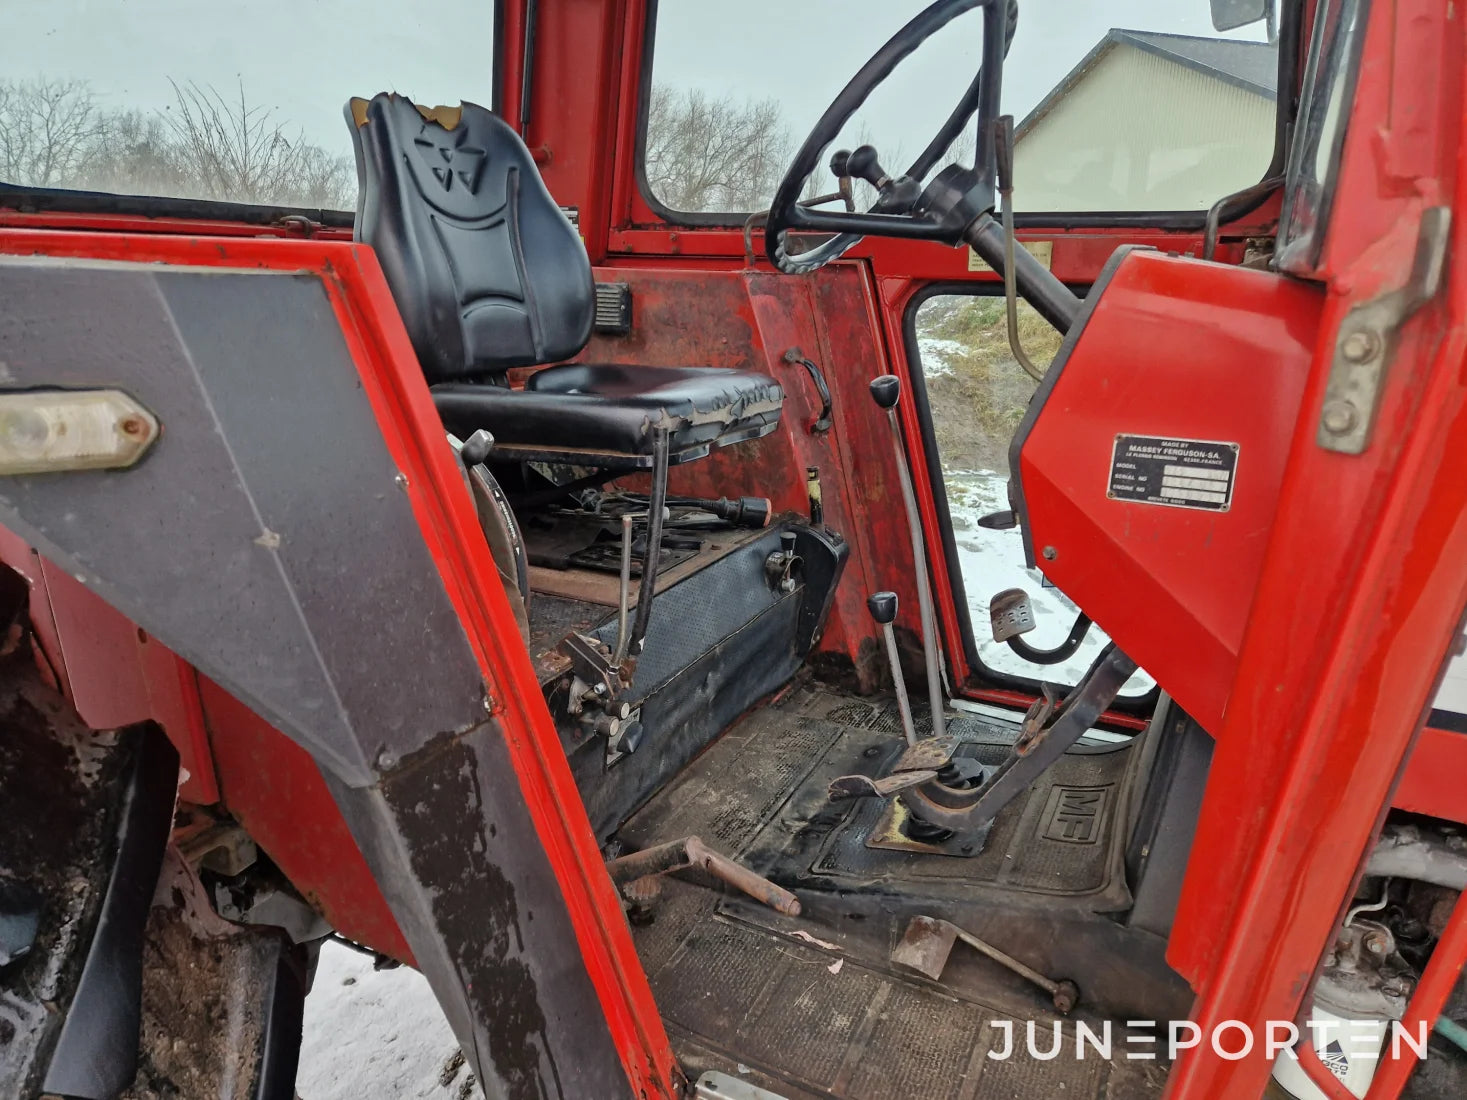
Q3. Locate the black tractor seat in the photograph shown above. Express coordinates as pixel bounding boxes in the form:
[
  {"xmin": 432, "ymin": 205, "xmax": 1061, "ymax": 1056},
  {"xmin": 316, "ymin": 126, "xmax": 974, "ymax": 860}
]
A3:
[
  {"xmin": 346, "ymin": 92, "xmax": 783, "ymax": 471},
  {"xmin": 434, "ymin": 364, "xmax": 783, "ymax": 469}
]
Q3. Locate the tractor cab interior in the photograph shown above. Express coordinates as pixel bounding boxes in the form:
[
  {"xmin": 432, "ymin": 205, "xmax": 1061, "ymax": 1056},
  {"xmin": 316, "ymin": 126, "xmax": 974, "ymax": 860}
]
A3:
[
  {"xmin": 327, "ymin": 4, "xmax": 1456, "ymax": 1097},
  {"xmin": 3, "ymin": 1, "xmax": 1466, "ymax": 1099}
]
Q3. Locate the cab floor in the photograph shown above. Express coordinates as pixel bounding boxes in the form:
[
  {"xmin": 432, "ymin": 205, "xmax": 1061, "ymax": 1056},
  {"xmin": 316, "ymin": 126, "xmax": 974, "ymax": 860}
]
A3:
[{"xmin": 618, "ymin": 686, "xmax": 1174, "ymax": 1100}]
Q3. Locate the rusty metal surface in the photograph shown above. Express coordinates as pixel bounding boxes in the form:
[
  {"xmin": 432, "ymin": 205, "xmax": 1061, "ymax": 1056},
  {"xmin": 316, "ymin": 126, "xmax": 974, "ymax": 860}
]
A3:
[
  {"xmin": 890, "ymin": 914, "xmax": 960, "ymax": 980},
  {"xmin": 891, "ymin": 915, "xmax": 1080, "ymax": 1013},
  {"xmin": 827, "ymin": 769, "xmax": 938, "ymax": 801},
  {"xmin": 572, "ymin": 265, "xmax": 918, "ymax": 693},
  {"xmin": 891, "ymin": 736, "xmax": 959, "ymax": 773},
  {"xmin": 528, "ymin": 521, "xmax": 769, "ymax": 607},
  {"xmin": 607, "ymin": 836, "xmax": 801, "ymax": 918}
]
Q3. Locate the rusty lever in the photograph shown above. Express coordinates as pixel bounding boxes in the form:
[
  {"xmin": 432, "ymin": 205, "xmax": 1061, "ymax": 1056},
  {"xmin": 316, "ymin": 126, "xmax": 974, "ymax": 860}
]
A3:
[
  {"xmin": 606, "ymin": 835, "xmax": 801, "ymax": 918},
  {"xmin": 892, "ymin": 914, "xmax": 1079, "ymax": 1014}
]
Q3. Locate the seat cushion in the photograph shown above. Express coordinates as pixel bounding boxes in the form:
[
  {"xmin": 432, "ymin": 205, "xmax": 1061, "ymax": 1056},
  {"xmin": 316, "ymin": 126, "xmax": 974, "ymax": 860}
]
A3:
[{"xmin": 433, "ymin": 364, "xmax": 784, "ymax": 464}]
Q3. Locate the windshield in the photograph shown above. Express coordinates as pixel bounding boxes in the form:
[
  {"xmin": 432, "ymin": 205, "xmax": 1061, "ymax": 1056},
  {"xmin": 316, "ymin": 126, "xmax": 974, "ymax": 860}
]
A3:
[
  {"xmin": 0, "ymin": 1, "xmax": 496, "ymax": 210},
  {"xmin": 645, "ymin": 0, "xmax": 1279, "ymax": 217}
]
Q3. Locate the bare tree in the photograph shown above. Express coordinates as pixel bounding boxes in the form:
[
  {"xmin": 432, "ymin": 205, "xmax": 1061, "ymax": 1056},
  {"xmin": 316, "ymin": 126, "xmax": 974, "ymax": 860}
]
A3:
[
  {"xmin": 644, "ymin": 86, "xmax": 791, "ymax": 213},
  {"xmin": 0, "ymin": 76, "xmax": 355, "ymax": 209},
  {"xmin": 80, "ymin": 108, "xmax": 187, "ymax": 196},
  {"xmin": 0, "ymin": 78, "xmax": 106, "ymax": 188},
  {"xmin": 160, "ymin": 80, "xmax": 353, "ymax": 208}
]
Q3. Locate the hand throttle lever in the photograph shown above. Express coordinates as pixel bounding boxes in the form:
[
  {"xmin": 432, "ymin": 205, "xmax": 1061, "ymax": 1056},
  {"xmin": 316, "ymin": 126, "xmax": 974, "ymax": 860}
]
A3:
[{"xmin": 830, "ymin": 145, "xmax": 922, "ymax": 212}]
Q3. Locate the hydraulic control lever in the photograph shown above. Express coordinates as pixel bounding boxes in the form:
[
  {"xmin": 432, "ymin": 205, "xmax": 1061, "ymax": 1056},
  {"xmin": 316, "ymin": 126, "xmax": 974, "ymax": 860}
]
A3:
[
  {"xmin": 829, "ymin": 145, "xmax": 923, "ymax": 213},
  {"xmin": 869, "ymin": 591, "xmax": 918, "ymax": 748},
  {"xmin": 871, "ymin": 375, "xmax": 947, "ymax": 735}
]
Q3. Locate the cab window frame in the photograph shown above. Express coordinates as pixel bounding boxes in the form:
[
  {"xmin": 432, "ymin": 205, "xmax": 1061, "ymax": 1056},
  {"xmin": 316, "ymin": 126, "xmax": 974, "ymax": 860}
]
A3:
[
  {"xmin": 634, "ymin": 0, "xmax": 1303, "ymax": 231},
  {"xmin": 901, "ymin": 279, "xmax": 1159, "ymax": 714}
]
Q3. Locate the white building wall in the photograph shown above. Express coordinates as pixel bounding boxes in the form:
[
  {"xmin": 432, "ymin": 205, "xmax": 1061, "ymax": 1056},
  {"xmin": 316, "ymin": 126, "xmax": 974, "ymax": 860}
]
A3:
[{"xmin": 1013, "ymin": 46, "xmax": 1275, "ymax": 212}]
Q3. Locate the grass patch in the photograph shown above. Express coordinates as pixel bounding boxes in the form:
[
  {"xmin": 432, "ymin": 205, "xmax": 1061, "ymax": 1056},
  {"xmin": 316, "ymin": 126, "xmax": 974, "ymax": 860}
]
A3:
[{"xmin": 916, "ymin": 295, "xmax": 1063, "ymax": 472}]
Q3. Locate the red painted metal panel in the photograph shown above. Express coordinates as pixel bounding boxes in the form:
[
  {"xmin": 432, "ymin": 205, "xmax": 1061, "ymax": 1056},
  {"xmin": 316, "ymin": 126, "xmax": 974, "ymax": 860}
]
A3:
[
  {"xmin": 1162, "ymin": 0, "xmax": 1467, "ymax": 1092},
  {"xmin": 0, "ymin": 225, "xmax": 682, "ymax": 1097},
  {"xmin": 1395, "ymin": 725, "xmax": 1467, "ymax": 822},
  {"xmin": 199, "ymin": 675, "xmax": 412, "ymax": 961},
  {"xmin": 135, "ymin": 638, "xmax": 219, "ymax": 805},
  {"xmin": 1018, "ymin": 251, "xmax": 1323, "ymax": 733}
]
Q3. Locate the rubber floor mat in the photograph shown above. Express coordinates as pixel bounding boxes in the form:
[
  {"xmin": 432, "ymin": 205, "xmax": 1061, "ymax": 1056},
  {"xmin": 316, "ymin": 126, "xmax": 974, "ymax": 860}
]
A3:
[
  {"xmin": 635, "ymin": 893, "xmax": 1167, "ymax": 1100},
  {"xmin": 619, "ymin": 687, "xmax": 1168, "ymax": 1100},
  {"xmin": 625, "ymin": 687, "xmax": 1138, "ymax": 913}
]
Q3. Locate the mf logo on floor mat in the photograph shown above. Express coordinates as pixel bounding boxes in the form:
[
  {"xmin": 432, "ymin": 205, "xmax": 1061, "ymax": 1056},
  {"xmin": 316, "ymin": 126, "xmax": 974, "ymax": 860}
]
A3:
[{"xmin": 1040, "ymin": 785, "xmax": 1110, "ymax": 844}]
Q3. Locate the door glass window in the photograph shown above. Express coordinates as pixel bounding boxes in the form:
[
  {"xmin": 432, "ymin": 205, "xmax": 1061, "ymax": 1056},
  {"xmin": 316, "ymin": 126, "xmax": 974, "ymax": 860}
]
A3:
[
  {"xmin": 0, "ymin": 2, "xmax": 495, "ymax": 210},
  {"xmin": 914, "ymin": 292, "xmax": 1154, "ymax": 694},
  {"xmin": 645, "ymin": 0, "xmax": 1280, "ymax": 216}
]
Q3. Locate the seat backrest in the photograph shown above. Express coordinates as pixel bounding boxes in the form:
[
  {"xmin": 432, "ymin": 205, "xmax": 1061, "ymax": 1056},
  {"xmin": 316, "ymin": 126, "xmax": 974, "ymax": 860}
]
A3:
[{"xmin": 347, "ymin": 94, "xmax": 593, "ymax": 383}]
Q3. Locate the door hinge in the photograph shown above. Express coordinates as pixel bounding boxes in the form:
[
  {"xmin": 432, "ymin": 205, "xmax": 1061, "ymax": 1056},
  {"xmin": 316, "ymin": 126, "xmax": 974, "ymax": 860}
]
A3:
[{"xmin": 1317, "ymin": 206, "xmax": 1451, "ymax": 455}]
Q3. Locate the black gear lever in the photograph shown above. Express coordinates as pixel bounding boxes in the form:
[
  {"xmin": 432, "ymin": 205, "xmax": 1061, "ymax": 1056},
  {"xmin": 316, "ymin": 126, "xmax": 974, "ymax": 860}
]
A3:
[
  {"xmin": 830, "ymin": 146, "xmax": 922, "ymax": 212},
  {"xmin": 831, "ymin": 145, "xmax": 890, "ymax": 188},
  {"xmin": 868, "ymin": 592, "xmax": 918, "ymax": 748}
]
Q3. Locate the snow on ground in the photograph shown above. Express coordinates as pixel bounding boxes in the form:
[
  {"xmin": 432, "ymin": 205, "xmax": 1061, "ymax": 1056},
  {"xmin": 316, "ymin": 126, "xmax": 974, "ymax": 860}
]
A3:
[
  {"xmin": 916, "ymin": 336, "xmax": 967, "ymax": 377},
  {"xmin": 946, "ymin": 469, "xmax": 1154, "ymax": 695},
  {"xmin": 298, "ymin": 941, "xmax": 479, "ymax": 1100}
]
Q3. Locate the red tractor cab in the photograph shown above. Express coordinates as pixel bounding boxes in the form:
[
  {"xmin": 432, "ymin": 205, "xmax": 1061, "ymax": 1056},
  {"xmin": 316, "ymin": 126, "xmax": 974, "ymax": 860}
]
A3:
[{"xmin": 2, "ymin": 2, "xmax": 1466, "ymax": 1099}]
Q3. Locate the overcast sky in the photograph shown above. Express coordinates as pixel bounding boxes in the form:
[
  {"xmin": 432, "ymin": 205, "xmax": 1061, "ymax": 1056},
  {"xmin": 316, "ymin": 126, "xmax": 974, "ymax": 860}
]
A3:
[{"xmin": 4, "ymin": 1, "xmax": 1266, "ymax": 174}]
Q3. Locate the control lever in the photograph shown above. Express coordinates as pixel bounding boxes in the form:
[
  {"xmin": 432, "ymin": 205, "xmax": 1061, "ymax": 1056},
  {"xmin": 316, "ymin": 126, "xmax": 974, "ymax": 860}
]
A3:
[
  {"xmin": 892, "ymin": 915, "xmax": 1080, "ymax": 1014},
  {"xmin": 993, "ymin": 114, "xmax": 1045, "ymax": 382},
  {"xmin": 765, "ymin": 531, "xmax": 802, "ymax": 594},
  {"xmin": 607, "ymin": 835, "xmax": 801, "ymax": 918},
  {"xmin": 869, "ymin": 592, "xmax": 918, "ymax": 748},
  {"xmin": 870, "ymin": 375, "xmax": 947, "ymax": 735},
  {"xmin": 830, "ymin": 145, "xmax": 923, "ymax": 212},
  {"xmin": 611, "ymin": 513, "xmax": 634, "ymax": 668},
  {"xmin": 899, "ymin": 644, "xmax": 1138, "ymax": 836},
  {"xmin": 831, "ymin": 145, "xmax": 891, "ymax": 189}
]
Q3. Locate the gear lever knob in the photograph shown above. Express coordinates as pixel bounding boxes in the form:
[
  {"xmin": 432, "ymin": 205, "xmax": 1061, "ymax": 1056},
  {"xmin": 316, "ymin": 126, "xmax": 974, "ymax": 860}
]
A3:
[
  {"xmin": 867, "ymin": 591, "xmax": 898, "ymax": 625},
  {"xmin": 870, "ymin": 375, "xmax": 901, "ymax": 410}
]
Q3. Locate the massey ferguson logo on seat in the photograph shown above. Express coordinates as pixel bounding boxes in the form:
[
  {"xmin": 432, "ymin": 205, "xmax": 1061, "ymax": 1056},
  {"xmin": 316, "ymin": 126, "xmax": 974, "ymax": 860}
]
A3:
[{"xmin": 1041, "ymin": 786, "xmax": 1110, "ymax": 844}]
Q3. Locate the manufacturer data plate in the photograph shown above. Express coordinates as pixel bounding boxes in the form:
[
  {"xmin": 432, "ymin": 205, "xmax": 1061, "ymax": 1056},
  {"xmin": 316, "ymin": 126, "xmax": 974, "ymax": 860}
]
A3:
[{"xmin": 1107, "ymin": 435, "xmax": 1237, "ymax": 512}]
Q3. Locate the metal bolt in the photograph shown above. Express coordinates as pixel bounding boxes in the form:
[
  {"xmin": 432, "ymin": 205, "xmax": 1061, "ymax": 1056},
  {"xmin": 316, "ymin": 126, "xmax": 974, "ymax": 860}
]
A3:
[
  {"xmin": 1363, "ymin": 929, "xmax": 1390, "ymax": 956},
  {"xmin": 394, "ymin": 472, "xmax": 409, "ymax": 489},
  {"xmin": 118, "ymin": 416, "xmax": 147, "ymax": 438},
  {"xmin": 1041, "ymin": 546, "xmax": 1057, "ymax": 561},
  {"xmin": 1321, "ymin": 400, "xmax": 1359, "ymax": 435},
  {"xmin": 1052, "ymin": 980, "xmax": 1081, "ymax": 1015},
  {"xmin": 1341, "ymin": 330, "xmax": 1380, "ymax": 362}
]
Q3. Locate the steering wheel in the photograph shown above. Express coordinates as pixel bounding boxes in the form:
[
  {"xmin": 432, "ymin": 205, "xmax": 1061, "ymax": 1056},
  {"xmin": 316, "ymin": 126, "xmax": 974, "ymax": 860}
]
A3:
[{"xmin": 764, "ymin": 0, "xmax": 1009, "ymax": 275}]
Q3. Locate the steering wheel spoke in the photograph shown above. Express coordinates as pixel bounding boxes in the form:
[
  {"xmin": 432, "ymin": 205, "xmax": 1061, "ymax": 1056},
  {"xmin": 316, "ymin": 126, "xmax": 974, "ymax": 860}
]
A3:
[{"xmin": 763, "ymin": 0, "xmax": 1008, "ymax": 273}]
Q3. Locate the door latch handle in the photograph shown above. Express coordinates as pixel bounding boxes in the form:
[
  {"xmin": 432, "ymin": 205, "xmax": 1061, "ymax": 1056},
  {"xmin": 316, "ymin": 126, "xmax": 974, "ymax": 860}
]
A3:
[{"xmin": 783, "ymin": 347, "xmax": 833, "ymax": 434}]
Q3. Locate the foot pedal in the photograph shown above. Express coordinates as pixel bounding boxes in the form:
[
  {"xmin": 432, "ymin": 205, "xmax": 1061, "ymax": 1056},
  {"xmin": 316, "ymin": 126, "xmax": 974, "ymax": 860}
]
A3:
[{"xmin": 989, "ymin": 588, "xmax": 1035, "ymax": 641}]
